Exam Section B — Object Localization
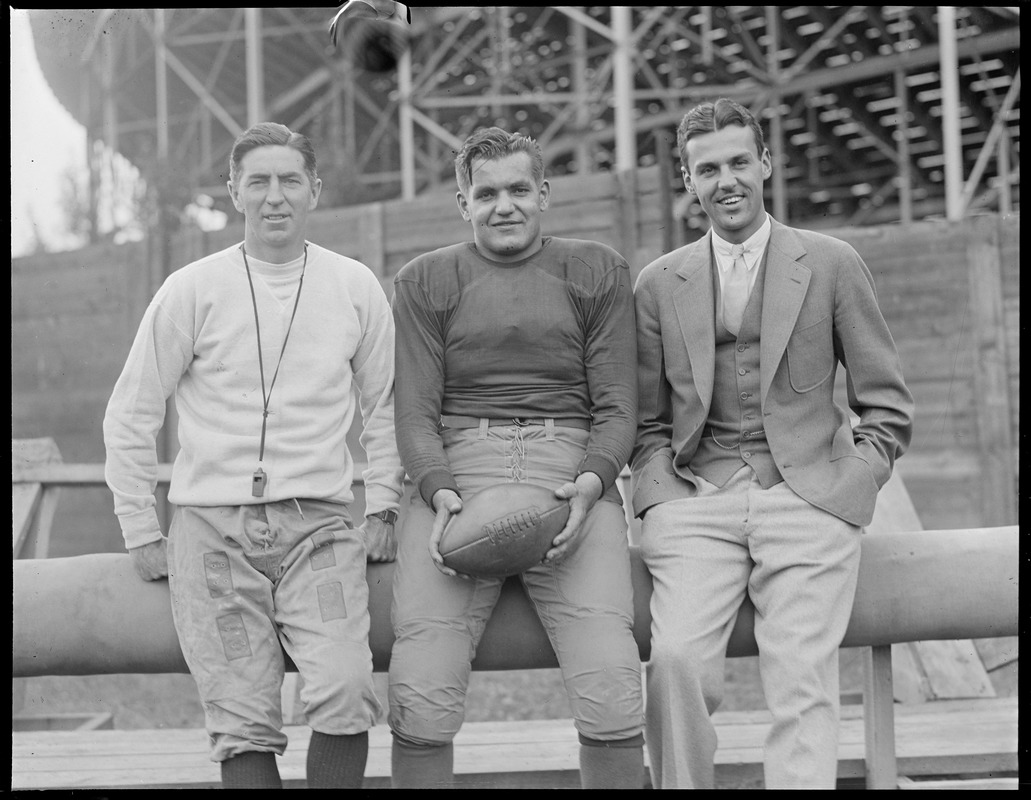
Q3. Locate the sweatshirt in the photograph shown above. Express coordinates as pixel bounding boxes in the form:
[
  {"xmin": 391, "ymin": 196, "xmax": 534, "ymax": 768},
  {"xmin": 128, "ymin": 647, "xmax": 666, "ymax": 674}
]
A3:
[
  {"xmin": 392, "ymin": 236, "xmax": 637, "ymax": 505},
  {"xmin": 103, "ymin": 241, "xmax": 404, "ymax": 550}
]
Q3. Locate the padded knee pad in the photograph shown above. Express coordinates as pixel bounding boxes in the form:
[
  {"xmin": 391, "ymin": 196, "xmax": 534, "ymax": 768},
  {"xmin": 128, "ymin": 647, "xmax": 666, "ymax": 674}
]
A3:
[
  {"xmin": 389, "ymin": 622, "xmax": 478, "ymax": 744},
  {"xmin": 579, "ymin": 732, "xmax": 646, "ymax": 748},
  {"xmin": 392, "ymin": 729, "xmax": 451, "ymax": 750},
  {"xmin": 555, "ymin": 617, "xmax": 644, "ymax": 740}
]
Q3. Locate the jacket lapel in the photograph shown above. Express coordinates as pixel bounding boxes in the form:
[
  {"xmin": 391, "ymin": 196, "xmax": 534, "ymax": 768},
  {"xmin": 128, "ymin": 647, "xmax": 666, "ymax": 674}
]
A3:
[
  {"xmin": 760, "ymin": 222, "xmax": 810, "ymax": 405},
  {"xmin": 673, "ymin": 233, "xmax": 716, "ymax": 405}
]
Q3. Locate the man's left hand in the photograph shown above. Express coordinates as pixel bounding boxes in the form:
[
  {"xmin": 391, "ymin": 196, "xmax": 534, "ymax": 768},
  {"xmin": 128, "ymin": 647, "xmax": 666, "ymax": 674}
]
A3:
[
  {"xmin": 545, "ymin": 471, "xmax": 604, "ymax": 564},
  {"xmin": 361, "ymin": 514, "xmax": 398, "ymax": 562}
]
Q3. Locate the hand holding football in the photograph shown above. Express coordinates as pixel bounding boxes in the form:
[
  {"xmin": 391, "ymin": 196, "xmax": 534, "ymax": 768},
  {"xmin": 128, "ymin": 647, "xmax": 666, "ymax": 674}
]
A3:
[{"xmin": 438, "ymin": 483, "xmax": 570, "ymax": 578}]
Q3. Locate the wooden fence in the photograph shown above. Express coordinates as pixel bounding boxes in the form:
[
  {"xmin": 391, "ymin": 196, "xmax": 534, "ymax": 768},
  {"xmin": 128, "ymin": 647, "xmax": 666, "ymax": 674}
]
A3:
[{"xmin": 10, "ymin": 165, "xmax": 1019, "ymax": 555}]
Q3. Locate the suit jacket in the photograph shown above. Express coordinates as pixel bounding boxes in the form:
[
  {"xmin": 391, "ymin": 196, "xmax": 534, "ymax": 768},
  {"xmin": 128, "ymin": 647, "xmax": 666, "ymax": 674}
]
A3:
[{"xmin": 631, "ymin": 218, "xmax": 913, "ymax": 528}]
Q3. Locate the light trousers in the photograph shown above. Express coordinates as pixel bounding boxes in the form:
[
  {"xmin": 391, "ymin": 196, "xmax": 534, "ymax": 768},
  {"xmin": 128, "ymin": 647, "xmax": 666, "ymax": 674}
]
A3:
[
  {"xmin": 388, "ymin": 422, "xmax": 644, "ymax": 747},
  {"xmin": 168, "ymin": 500, "xmax": 380, "ymax": 762},
  {"xmin": 640, "ymin": 466, "xmax": 861, "ymax": 789}
]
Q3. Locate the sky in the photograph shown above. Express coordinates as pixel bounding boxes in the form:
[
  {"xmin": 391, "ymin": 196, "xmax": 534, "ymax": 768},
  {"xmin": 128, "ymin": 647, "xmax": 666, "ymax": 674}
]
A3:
[{"xmin": 10, "ymin": 8, "xmax": 88, "ymax": 257}]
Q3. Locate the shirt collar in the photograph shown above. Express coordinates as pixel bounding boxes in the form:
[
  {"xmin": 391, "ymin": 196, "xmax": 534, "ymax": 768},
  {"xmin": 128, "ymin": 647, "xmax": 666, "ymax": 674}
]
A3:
[{"xmin": 711, "ymin": 213, "xmax": 771, "ymax": 271}]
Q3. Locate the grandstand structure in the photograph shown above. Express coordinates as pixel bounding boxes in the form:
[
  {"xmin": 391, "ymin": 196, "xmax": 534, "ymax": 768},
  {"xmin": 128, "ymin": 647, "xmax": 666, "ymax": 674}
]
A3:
[{"xmin": 29, "ymin": 6, "xmax": 1020, "ymax": 236}]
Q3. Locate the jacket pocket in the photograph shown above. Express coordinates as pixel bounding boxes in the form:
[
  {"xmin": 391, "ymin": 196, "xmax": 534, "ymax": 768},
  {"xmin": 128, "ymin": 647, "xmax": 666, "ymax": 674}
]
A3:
[{"xmin": 786, "ymin": 314, "xmax": 834, "ymax": 392}]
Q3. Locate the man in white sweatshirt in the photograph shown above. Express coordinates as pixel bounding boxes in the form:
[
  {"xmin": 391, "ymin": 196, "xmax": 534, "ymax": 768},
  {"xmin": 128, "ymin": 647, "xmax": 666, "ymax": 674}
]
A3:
[{"xmin": 103, "ymin": 122, "xmax": 405, "ymax": 789}]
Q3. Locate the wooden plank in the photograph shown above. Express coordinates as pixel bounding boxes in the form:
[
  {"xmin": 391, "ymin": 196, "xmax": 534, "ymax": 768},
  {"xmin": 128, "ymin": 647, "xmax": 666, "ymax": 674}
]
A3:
[
  {"xmin": 12, "ymin": 438, "xmax": 63, "ymax": 559},
  {"xmin": 12, "ymin": 463, "xmax": 173, "ymax": 486},
  {"xmin": 965, "ymin": 215, "xmax": 1018, "ymax": 526},
  {"xmin": 12, "ymin": 482, "xmax": 43, "ymax": 555},
  {"xmin": 29, "ymin": 479, "xmax": 60, "ymax": 558},
  {"xmin": 981, "ymin": 659, "xmax": 1019, "ymax": 698},
  {"xmin": 912, "ymin": 640, "xmax": 995, "ymax": 699},
  {"xmin": 898, "ymin": 776, "xmax": 1018, "ymax": 790},
  {"xmin": 615, "ymin": 168, "xmax": 639, "ymax": 259},
  {"xmin": 11, "ymin": 698, "xmax": 1016, "ymax": 791},
  {"xmin": 972, "ymin": 637, "xmax": 1019, "ymax": 672},
  {"xmin": 11, "ymin": 438, "xmax": 65, "ymax": 469},
  {"xmin": 863, "ymin": 645, "xmax": 898, "ymax": 789},
  {"xmin": 895, "ymin": 451, "xmax": 979, "ymax": 483},
  {"xmin": 10, "ymin": 255, "xmax": 143, "ymax": 320},
  {"xmin": 13, "ymin": 711, "xmax": 114, "ymax": 731},
  {"xmin": 889, "ymin": 638, "xmax": 932, "ymax": 704},
  {"xmin": 356, "ymin": 201, "xmax": 385, "ymax": 277}
]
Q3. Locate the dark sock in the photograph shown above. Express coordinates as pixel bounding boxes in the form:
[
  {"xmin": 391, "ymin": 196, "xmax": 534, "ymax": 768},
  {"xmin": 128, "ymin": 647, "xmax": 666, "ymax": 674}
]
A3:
[
  {"xmin": 579, "ymin": 733, "xmax": 646, "ymax": 790},
  {"xmin": 220, "ymin": 750, "xmax": 282, "ymax": 789},
  {"xmin": 391, "ymin": 735, "xmax": 454, "ymax": 788},
  {"xmin": 306, "ymin": 730, "xmax": 369, "ymax": 789}
]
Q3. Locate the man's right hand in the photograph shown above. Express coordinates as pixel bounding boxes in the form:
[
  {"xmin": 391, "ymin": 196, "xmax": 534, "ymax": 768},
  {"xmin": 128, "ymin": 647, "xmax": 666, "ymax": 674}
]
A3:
[
  {"xmin": 428, "ymin": 488, "xmax": 465, "ymax": 578},
  {"xmin": 128, "ymin": 539, "xmax": 169, "ymax": 581}
]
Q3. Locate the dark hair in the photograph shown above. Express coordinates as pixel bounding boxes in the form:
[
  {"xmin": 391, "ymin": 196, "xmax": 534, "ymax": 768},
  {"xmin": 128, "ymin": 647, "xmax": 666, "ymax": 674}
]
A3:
[
  {"xmin": 454, "ymin": 126, "xmax": 545, "ymax": 194},
  {"xmin": 676, "ymin": 98, "xmax": 767, "ymax": 173},
  {"xmin": 229, "ymin": 122, "xmax": 318, "ymax": 186}
]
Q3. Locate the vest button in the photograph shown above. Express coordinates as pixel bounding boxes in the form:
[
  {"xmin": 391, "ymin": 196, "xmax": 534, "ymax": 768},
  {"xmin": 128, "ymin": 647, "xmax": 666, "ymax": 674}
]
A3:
[
  {"xmin": 738, "ymin": 368, "xmax": 747, "ymax": 376},
  {"xmin": 740, "ymin": 392, "xmax": 749, "ymax": 400},
  {"xmin": 737, "ymin": 344, "xmax": 747, "ymax": 352}
]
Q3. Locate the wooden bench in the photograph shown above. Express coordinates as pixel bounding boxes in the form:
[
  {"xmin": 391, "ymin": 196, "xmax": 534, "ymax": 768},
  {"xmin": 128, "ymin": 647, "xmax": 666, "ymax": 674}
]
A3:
[{"xmin": 11, "ymin": 697, "xmax": 1018, "ymax": 790}]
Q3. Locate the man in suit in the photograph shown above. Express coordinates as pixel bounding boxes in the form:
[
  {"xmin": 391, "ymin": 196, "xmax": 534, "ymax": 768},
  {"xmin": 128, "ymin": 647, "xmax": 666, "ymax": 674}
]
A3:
[{"xmin": 631, "ymin": 98, "xmax": 913, "ymax": 789}]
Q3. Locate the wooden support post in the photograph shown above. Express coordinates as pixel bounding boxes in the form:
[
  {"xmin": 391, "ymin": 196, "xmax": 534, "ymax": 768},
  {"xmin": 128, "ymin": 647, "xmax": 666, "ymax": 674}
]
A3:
[
  {"xmin": 655, "ymin": 128, "xmax": 674, "ymax": 253},
  {"xmin": 894, "ymin": 67, "xmax": 913, "ymax": 224},
  {"xmin": 570, "ymin": 14, "xmax": 590, "ymax": 174},
  {"xmin": 12, "ymin": 438, "xmax": 63, "ymax": 559},
  {"xmin": 398, "ymin": 44, "xmax": 415, "ymax": 200},
  {"xmin": 966, "ymin": 216, "xmax": 1017, "ymax": 525},
  {"xmin": 612, "ymin": 7, "xmax": 635, "ymax": 173},
  {"xmin": 358, "ymin": 202, "xmax": 386, "ymax": 280},
  {"xmin": 616, "ymin": 169, "xmax": 639, "ymax": 264},
  {"xmin": 244, "ymin": 8, "xmax": 265, "ymax": 126},
  {"xmin": 765, "ymin": 6, "xmax": 787, "ymax": 224},
  {"xmin": 863, "ymin": 644, "xmax": 898, "ymax": 789}
]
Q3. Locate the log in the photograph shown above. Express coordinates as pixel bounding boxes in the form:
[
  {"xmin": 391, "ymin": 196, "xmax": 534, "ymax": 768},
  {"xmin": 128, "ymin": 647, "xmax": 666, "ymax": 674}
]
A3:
[{"xmin": 11, "ymin": 527, "xmax": 1018, "ymax": 677}]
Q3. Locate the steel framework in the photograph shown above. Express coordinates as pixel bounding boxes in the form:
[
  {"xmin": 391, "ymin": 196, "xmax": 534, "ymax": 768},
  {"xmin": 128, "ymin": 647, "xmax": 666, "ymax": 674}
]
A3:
[{"xmin": 29, "ymin": 6, "xmax": 1020, "ymax": 234}]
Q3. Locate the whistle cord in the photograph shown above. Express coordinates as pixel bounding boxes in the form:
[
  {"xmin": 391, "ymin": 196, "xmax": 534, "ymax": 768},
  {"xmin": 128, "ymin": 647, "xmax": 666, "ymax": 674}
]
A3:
[{"xmin": 241, "ymin": 243, "xmax": 308, "ymax": 463}]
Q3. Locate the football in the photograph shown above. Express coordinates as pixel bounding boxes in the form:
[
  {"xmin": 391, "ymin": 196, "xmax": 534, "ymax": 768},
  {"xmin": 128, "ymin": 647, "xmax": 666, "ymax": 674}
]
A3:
[{"xmin": 439, "ymin": 483, "xmax": 570, "ymax": 578}]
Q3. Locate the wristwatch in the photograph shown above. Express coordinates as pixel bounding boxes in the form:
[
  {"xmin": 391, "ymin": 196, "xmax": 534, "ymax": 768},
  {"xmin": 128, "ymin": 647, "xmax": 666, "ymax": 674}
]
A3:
[{"xmin": 370, "ymin": 509, "xmax": 398, "ymax": 526}]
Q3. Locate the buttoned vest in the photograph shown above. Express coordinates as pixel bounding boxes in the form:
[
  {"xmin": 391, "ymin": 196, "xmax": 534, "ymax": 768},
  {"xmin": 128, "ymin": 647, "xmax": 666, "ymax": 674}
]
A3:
[{"xmin": 692, "ymin": 247, "xmax": 784, "ymax": 488}]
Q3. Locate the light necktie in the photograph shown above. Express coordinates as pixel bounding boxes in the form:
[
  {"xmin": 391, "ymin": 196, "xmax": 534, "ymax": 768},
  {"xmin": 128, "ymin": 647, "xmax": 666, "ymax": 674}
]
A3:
[{"xmin": 722, "ymin": 243, "xmax": 749, "ymax": 336}]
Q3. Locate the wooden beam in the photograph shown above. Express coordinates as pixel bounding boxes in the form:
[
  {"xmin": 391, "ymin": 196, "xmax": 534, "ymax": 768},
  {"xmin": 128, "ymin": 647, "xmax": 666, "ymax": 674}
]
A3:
[
  {"xmin": 778, "ymin": 27, "xmax": 1020, "ymax": 97},
  {"xmin": 863, "ymin": 645, "xmax": 898, "ymax": 789},
  {"xmin": 959, "ymin": 70, "xmax": 1021, "ymax": 213},
  {"xmin": 13, "ymin": 463, "xmax": 173, "ymax": 486},
  {"xmin": 780, "ymin": 6, "xmax": 867, "ymax": 84},
  {"xmin": 159, "ymin": 45, "xmax": 243, "ymax": 137},
  {"xmin": 612, "ymin": 6, "xmax": 636, "ymax": 171},
  {"xmin": 12, "ymin": 525, "xmax": 1018, "ymax": 677},
  {"xmin": 244, "ymin": 7, "xmax": 265, "ymax": 127},
  {"xmin": 154, "ymin": 9, "xmax": 168, "ymax": 160},
  {"xmin": 553, "ymin": 6, "xmax": 614, "ymax": 41},
  {"xmin": 966, "ymin": 216, "xmax": 1018, "ymax": 525},
  {"xmin": 12, "ymin": 438, "xmax": 64, "ymax": 559}
]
